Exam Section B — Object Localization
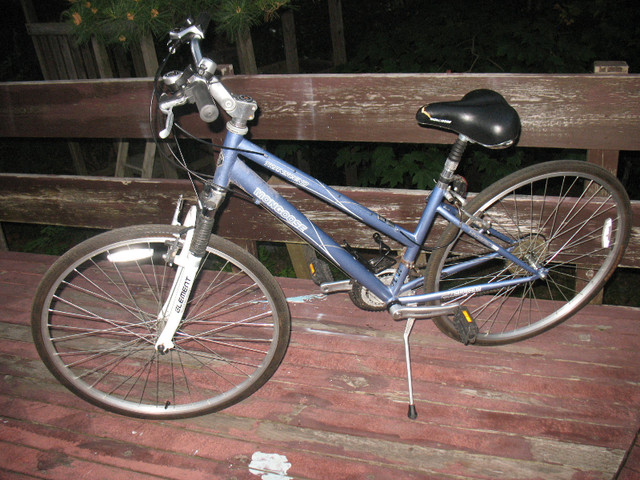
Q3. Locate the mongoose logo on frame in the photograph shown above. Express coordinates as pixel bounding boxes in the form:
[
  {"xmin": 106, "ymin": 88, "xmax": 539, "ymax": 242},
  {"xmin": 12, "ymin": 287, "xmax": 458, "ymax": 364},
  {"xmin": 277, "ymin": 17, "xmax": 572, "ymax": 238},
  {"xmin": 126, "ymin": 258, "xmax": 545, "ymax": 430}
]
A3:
[{"xmin": 253, "ymin": 187, "xmax": 308, "ymax": 233}]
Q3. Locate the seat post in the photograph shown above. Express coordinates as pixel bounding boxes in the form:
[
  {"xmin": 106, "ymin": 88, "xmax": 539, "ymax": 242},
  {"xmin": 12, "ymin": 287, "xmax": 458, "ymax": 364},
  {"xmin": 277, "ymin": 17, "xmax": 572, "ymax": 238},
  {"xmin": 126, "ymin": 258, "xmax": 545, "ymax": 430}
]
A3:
[{"xmin": 436, "ymin": 135, "xmax": 468, "ymax": 190}]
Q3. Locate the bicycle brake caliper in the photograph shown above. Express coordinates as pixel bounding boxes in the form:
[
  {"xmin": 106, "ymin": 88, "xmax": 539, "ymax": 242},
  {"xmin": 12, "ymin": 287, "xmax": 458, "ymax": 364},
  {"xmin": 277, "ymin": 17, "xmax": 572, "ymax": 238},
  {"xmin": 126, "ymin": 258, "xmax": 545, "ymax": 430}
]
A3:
[{"xmin": 452, "ymin": 307, "xmax": 479, "ymax": 345}]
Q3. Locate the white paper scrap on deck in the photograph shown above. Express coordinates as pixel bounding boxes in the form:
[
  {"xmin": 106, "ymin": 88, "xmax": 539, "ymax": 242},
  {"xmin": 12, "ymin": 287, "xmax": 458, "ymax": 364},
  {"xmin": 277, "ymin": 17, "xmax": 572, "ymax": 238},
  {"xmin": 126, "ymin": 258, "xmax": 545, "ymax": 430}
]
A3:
[{"xmin": 249, "ymin": 452, "xmax": 292, "ymax": 480}]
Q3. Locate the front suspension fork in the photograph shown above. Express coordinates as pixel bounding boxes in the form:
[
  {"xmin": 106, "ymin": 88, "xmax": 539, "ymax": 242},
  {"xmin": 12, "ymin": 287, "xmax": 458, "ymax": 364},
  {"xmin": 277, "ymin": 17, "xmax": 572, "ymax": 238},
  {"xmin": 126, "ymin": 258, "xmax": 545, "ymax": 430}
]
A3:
[
  {"xmin": 155, "ymin": 183, "xmax": 227, "ymax": 353},
  {"xmin": 155, "ymin": 205, "xmax": 201, "ymax": 352}
]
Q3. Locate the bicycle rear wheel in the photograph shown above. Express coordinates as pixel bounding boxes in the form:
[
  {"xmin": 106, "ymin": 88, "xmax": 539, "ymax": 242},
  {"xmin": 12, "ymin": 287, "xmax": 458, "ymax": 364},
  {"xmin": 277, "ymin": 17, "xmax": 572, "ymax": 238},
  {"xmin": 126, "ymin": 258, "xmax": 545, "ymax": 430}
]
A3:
[
  {"xmin": 32, "ymin": 225, "xmax": 291, "ymax": 418},
  {"xmin": 424, "ymin": 160, "xmax": 631, "ymax": 345}
]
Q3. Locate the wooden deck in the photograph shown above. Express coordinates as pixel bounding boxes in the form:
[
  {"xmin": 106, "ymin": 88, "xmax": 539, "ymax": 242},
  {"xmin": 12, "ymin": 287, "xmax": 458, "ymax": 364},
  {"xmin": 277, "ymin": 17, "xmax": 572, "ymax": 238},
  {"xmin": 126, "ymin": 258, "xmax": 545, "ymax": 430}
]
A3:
[{"xmin": 1, "ymin": 250, "xmax": 639, "ymax": 479}]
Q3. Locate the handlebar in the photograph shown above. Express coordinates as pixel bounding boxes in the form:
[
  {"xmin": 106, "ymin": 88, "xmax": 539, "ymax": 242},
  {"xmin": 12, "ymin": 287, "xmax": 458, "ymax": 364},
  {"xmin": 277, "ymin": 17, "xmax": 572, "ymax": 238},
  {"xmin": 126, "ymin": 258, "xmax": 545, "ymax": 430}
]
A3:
[
  {"xmin": 190, "ymin": 81, "xmax": 219, "ymax": 123},
  {"xmin": 167, "ymin": 15, "xmax": 209, "ymax": 60},
  {"xmin": 157, "ymin": 16, "xmax": 258, "ymax": 138}
]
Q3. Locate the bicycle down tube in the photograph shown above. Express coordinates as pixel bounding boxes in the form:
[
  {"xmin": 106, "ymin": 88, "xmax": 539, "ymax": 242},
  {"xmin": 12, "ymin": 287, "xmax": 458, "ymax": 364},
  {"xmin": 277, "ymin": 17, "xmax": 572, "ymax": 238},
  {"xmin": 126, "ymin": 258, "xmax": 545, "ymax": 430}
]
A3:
[{"xmin": 213, "ymin": 132, "xmax": 544, "ymax": 308}]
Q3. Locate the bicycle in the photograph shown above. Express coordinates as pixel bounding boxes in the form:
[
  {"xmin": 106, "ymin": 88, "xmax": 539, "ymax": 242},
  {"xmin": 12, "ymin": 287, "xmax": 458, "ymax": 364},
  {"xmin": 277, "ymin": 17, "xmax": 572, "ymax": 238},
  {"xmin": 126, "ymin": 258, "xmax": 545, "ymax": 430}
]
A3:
[{"xmin": 31, "ymin": 16, "xmax": 631, "ymax": 420}]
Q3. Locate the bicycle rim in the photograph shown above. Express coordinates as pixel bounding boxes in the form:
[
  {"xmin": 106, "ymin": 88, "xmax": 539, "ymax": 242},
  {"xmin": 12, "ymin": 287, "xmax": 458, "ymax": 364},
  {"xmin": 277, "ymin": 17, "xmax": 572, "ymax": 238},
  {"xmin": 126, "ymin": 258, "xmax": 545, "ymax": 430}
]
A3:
[
  {"xmin": 425, "ymin": 160, "xmax": 631, "ymax": 345},
  {"xmin": 32, "ymin": 225, "xmax": 290, "ymax": 418}
]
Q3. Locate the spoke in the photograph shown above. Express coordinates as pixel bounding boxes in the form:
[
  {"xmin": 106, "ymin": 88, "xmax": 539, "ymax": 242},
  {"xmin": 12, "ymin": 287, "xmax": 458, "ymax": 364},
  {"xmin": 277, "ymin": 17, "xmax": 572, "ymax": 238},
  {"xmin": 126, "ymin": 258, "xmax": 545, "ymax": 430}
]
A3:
[
  {"xmin": 107, "ymin": 258, "xmax": 150, "ymax": 324},
  {"xmin": 49, "ymin": 316, "xmax": 154, "ymax": 344},
  {"xmin": 187, "ymin": 254, "xmax": 230, "ymax": 316},
  {"xmin": 175, "ymin": 342, "xmax": 258, "ymax": 385},
  {"xmin": 108, "ymin": 350, "xmax": 157, "ymax": 401},
  {"xmin": 86, "ymin": 259, "xmax": 148, "ymax": 320},
  {"xmin": 182, "ymin": 342, "xmax": 263, "ymax": 370},
  {"xmin": 185, "ymin": 281, "xmax": 265, "ymax": 325},
  {"xmin": 178, "ymin": 334, "xmax": 270, "ymax": 355},
  {"xmin": 182, "ymin": 310, "xmax": 274, "ymax": 341},
  {"xmin": 61, "ymin": 274, "xmax": 151, "ymax": 323},
  {"xmin": 69, "ymin": 340, "xmax": 148, "ymax": 380},
  {"xmin": 535, "ymin": 175, "xmax": 580, "ymax": 238},
  {"xmin": 50, "ymin": 295, "xmax": 152, "ymax": 343},
  {"xmin": 545, "ymin": 189, "xmax": 613, "ymax": 264},
  {"xmin": 176, "ymin": 349, "xmax": 192, "ymax": 400},
  {"xmin": 543, "ymin": 273, "xmax": 573, "ymax": 302},
  {"xmin": 546, "ymin": 246, "xmax": 610, "ymax": 269}
]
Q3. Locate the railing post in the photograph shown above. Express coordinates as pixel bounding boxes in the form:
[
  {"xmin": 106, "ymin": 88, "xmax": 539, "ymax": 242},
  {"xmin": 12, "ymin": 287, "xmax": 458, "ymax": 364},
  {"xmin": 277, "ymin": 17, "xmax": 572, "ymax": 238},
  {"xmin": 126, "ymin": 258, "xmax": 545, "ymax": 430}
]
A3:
[
  {"xmin": 580, "ymin": 61, "xmax": 629, "ymax": 304},
  {"xmin": 586, "ymin": 61, "xmax": 629, "ymax": 176},
  {"xmin": 0, "ymin": 226, "xmax": 7, "ymax": 251},
  {"xmin": 266, "ymin": 176, "xmax": 316, "ymax": 280},
  {"xmin": 281, "ymin": 9, "xmax": 300, "ymax": 74},
  {"xmin": 328, "ymin": 0, "xmax": 347, "ymax": 66}
]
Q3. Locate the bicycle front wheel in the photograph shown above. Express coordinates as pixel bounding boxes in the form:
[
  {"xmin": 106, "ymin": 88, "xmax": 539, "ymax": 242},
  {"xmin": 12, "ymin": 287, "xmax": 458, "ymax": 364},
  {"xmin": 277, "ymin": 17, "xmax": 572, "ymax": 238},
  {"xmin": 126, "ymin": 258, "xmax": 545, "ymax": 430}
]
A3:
[
  {"xmin": 32, "ymin": 225, "xmax": 291, "ymax": 418},
  {"xmin": 424, "ymin": 160, "xmax": 631, "ymax": 345}
]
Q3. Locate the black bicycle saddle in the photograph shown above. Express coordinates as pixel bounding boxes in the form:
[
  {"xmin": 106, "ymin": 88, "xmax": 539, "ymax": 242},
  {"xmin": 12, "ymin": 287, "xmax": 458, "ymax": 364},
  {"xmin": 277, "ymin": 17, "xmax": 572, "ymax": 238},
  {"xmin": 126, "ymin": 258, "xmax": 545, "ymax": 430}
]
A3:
[{"xmin": 416, "ymin": 89, "xmax": 521, "ymax": 148}]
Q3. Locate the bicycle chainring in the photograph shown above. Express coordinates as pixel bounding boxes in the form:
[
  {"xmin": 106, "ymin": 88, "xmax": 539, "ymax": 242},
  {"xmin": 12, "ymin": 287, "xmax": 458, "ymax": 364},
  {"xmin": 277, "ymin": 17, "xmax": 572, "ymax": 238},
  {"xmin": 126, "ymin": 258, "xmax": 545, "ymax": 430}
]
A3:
[{"xmin": 348, "ymin": 270, "xmax": 395, "ymax": 311}]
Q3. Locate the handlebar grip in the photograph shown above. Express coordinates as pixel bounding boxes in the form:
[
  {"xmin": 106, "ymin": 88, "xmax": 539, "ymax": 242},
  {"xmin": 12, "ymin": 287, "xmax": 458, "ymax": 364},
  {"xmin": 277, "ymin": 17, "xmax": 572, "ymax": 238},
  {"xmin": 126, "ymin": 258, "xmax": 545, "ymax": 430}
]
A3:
[{"xmin": 191, "ymin": 81, "xmax": 219, "ymax": 123}]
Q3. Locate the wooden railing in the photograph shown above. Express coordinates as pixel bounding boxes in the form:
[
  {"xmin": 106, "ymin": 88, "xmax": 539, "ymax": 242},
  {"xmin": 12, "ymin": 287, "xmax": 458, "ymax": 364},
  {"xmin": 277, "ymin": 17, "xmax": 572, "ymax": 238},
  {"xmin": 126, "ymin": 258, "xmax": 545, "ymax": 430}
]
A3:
[
  {"xmin": 1, "ymin": 70, "xmax": 639, "ymax": 269},
  {"xmin": 2, "ymin": 72, "xmax": 639, "ymax": 149}
]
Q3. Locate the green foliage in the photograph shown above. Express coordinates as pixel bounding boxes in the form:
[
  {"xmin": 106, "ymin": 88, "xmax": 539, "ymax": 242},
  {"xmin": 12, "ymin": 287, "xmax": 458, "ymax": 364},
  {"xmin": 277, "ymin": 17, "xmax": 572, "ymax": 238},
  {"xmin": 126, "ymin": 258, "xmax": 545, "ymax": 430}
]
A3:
[
  {"xmin": 214, "ymin": 0, "xmax": 292, "ymax": 40},
  {"xmin": 335, "ymin": 144, "xmax": 445, "ymax": 190},
  {"xmin": 64, "ymin": 0, "xmax": 181, "ymax": 46},
  {"xmin": 466, "ymin": 149, "xmax": 524, "ymax": 190},
  {"xmin": 334, "ymin": 143, "xmax": 523, "ymax": 192},
  {"xmin": 272, "ymin": 142, "xmax": 307, "ymax": 161},
  {"xmin": 20, "ymin": 225, "xmax": 97, "ymax": 256},
  {"xmin": 258, "ymin": 244, "xmax": 296, "ymax": 277},
  {"xmin": 64, "ymin": 0, "xmax": 292, "ymax": 46}
]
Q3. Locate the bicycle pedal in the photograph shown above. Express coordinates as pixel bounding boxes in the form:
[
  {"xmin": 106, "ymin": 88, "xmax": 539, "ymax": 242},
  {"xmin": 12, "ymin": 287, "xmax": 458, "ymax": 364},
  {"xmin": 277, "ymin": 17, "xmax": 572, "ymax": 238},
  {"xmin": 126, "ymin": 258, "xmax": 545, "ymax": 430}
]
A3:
[
  {"xmin": 452, "ymin": 307, "xmax": 478, "ymax": 345},
  {"xmin": 309, "ymin": 259, "xmax": 334, "ymax": 286}
]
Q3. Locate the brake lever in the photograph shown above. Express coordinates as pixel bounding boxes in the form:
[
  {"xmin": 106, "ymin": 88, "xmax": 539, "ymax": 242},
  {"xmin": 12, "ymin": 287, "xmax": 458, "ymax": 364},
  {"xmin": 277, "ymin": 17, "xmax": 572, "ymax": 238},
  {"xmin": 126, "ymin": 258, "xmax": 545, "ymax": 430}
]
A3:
[
  {"xmin": 159, "ymin": 109, "xmax": 175, "ymax": 139},
  {"xmin": 158, "ymin": 90, "xmax": 189, "ymax": 138}
]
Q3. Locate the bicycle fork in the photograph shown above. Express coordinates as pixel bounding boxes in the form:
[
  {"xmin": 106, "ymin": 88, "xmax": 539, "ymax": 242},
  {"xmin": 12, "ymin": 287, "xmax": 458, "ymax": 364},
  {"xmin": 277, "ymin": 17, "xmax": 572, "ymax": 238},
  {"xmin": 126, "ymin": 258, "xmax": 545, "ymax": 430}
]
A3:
[
  {"xmin": 155, "ymin": 183, "xmax": 227, "ymax": 353},
  {"xmin": 155, "ymin": 205, "xmax": 200, "ymax": 352}
]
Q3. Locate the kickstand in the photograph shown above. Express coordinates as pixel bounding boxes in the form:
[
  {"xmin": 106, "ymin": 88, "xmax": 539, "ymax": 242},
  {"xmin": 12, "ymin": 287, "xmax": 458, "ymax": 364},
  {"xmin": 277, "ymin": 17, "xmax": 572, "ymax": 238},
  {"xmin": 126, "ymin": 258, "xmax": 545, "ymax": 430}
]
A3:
[{"xmin": 403, "ymin": 317, "xmax": 418, "ymax": 419}]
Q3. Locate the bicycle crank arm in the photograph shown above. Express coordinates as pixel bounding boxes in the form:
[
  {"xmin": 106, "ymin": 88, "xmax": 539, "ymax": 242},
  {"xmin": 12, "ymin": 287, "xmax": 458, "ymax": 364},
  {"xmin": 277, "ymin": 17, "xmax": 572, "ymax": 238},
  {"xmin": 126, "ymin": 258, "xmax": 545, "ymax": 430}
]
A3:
[
  {"xmin": 389, "ymin": 303, "xmax": 459, "ymax": 321},
  {"xmin": 319, "ymin": 279, "xmax": 352, "ymax": 294}
]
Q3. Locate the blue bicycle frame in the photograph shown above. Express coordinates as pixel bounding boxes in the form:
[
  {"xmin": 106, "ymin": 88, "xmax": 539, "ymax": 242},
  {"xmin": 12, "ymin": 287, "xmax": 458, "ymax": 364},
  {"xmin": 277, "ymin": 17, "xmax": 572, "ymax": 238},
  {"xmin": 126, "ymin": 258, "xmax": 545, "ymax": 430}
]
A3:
[{"xmin": 213, "ymin": 131, "xmax": 544, "ymax": 308}]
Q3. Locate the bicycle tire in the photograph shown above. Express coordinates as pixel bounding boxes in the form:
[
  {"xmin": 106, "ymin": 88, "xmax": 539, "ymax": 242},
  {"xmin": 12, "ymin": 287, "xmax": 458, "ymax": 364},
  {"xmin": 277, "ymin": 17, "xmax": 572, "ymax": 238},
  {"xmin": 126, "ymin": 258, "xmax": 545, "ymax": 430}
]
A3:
[
  {"xmin": 32, "ymin": 225, "xmax": 291, "ymax": 418},
  {"xmin": 424, "ymin": 160, "xmax": 631, "ymax": 345}
]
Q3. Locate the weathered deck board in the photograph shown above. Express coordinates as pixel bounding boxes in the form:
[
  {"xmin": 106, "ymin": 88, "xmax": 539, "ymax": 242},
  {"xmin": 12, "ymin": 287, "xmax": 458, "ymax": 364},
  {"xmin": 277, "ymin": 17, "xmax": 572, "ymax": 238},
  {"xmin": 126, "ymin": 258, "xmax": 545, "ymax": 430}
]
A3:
[{"xmin": 1, "ymin": 250, "xmax": 639, "ymax": 479}]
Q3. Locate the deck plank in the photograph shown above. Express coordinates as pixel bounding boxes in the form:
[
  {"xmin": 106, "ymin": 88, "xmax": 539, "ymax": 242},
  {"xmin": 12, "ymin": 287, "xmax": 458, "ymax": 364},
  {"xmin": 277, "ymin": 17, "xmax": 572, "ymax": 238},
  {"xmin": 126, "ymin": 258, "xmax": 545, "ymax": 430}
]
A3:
[{"xmin": 0, "ymin": 250, "xmax": 639, "ymax": 479}]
